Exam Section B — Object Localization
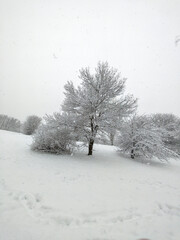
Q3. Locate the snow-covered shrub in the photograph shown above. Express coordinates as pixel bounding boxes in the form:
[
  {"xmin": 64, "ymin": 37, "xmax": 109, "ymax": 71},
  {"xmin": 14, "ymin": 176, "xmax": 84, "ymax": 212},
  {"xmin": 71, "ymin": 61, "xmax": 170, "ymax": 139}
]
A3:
[
  {"xmin": 118, "ymin": 115, "xmax": 178, "ymax": 160},
  {"xmin": 0, "ymin": 114, "xmax": 21, "ymax": 132},
  {"xmin": 31, "ymin": 113, "xmax": 75, "ymax": 154},
  {"xmin": 22, "ymin": 115, "xmax": 42, "ymax": 135},
  {"xmin": 151, "ymin": 113, "xmax": 180, "ymax": 154}
]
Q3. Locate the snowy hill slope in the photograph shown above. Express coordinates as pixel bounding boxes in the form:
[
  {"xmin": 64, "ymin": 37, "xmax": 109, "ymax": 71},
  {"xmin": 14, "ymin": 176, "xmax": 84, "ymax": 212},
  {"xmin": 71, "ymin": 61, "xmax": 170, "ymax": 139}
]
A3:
[{"xmin": 0, "ymin": 130, "xmax": 180, "ymax": 240}]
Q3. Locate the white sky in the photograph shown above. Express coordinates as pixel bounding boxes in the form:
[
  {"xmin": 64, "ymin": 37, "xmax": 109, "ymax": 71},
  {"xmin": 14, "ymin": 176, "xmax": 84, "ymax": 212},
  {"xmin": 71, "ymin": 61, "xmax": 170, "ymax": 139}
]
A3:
[{"xmin": 0, "ymin": 0, "xmax": 180, "ymax": 121}]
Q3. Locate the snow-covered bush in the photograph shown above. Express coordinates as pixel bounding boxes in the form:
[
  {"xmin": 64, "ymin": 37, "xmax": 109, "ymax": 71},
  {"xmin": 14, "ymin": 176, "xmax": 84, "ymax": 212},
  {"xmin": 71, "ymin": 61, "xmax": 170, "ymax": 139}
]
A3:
[
  {"xmin": 151, "ymin": 113, "xmax": 180, "ymax": 154},
  {"xmin": 0, "ymin": 114, "xmax": 21, "ymax": 132},
  {"xmin": 22, "ymin": 115, "xmax": 42, "ymax": 135},
  {"xmin": 118, "ymin": 115, "xmax": 178, "ymax": 160},
  {"xmin": 31, "ymin": 113, "xmax": 75, "ymax": 154}
]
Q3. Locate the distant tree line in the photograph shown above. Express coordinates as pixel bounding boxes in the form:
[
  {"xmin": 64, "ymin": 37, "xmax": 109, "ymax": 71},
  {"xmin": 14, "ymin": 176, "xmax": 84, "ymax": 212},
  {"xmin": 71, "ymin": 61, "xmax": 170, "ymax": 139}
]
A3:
[
  {"xmin": 0, "ymin": 114, "xmax": 41, "ymax": 135},
  {"xmin": 0, "ymin": 114, "xmax": 21, "ymax": 132}
]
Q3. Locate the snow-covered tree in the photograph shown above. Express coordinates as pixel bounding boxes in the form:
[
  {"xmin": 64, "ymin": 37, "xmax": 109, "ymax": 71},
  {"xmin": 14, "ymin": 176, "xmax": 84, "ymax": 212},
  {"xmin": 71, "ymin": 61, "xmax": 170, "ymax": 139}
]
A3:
[
  {"xmin": 105, "ymin": 127, "xmax": 117, "ymax": 145},
  {"xmin": 22, "ymin": 115, "xmax": 42, "ymax": 135},
  {"xmin": 118, "ymin": 115, "xmax": 178, "ymax": 160},
  {"xmin": 31, "ymin": 113, "xmax": 75, "ymax": 154},
  {"xmin": 151, "ymin": 113, "xmax": 180, "ymax": 154},
  {"xmin": 102, "ymin": 115, "xmax": 125, "ymax": 145},
  {"xmin": 62, "ymin": 62, "xmax": 137, "ymax": 155},
  {"xmin": 0, "ymin": 114, "xmax": 21, "ymax": 132}
]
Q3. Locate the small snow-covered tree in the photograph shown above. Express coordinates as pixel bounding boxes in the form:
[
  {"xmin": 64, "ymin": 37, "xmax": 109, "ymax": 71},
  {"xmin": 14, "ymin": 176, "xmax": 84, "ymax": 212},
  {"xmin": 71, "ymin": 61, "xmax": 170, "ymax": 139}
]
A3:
[
  {"xmin": 0, "ymin": 114, "xmax": 21, "ymax": 132},
  {"xmin": 62, "ymin": 62, "xmax": 137, "ymax": 155},
  {"xmin": 151, "ymin": 113, "xmax": 180, "ymax": 154},
  {"xmin": 102, "ymin": 115, "xmax": 125, "ymax": 145},
  {"xmin": 105, "ymin": 127, "xmax": 117, "ymax": 145},
  {"xmin": 118, "ymin": 115, "xmax": 178, "ymax": 160},
  {"xmin": 31, "ymin": 113, "xmax": 75, "ymax": 154},
  {"xmin": 22, "ymin": 115, "xmax": 42, "ymax": 135}
]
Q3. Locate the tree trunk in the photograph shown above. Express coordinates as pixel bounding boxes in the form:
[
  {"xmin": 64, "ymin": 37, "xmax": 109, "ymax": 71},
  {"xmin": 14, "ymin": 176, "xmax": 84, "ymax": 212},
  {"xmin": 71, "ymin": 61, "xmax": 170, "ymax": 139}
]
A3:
[
  {"xmin": 131, "ymin": 149, "xmax": 135, "ymax": 159},
  {"xmin": 130, "ymin": 140, "xmax": 135, "ymax": 159},
  {"xmin": 110, "ymin": 133, "xmax": 114, "ymax": 146},
  {"xmin": 88, "ymin": 138, "xmax": 94, "ymax": 155}
]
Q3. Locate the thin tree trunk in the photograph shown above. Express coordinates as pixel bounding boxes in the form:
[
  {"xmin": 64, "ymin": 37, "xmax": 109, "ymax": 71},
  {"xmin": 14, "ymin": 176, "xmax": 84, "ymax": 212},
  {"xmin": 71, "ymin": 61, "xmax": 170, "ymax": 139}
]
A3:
[
  {"xmin": 110, "ymin": 133, "xmax": 114, "ymax": 146},
  {"xmin": 88, "ymin": 116, "xmax": 97, "ymax": 156},
  {"xmin": 131, "ymin": 149, "xmax": 135, "ymax": 159},
  {"xmin": 88, "ymin": 138, "xmax": 94, "ymax": 155},
  {"xmin": 131, "ymin": 141, "xmax": 135, "ymax": 159}
]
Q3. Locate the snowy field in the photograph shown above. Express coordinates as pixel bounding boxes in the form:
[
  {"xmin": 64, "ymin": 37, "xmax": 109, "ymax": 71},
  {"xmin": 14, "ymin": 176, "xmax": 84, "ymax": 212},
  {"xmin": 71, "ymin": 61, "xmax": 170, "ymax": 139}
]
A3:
[{"xmin": 0, "ymin": 130, "xmax": 180, "ymax": 240}]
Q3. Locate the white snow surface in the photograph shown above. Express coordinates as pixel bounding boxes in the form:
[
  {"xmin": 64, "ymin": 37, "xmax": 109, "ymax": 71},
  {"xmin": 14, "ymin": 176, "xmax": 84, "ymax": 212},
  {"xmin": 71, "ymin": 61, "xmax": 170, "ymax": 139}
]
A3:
[{"xmin": 0, "ymin": 130, "xmax": 180, "ymax": 240}]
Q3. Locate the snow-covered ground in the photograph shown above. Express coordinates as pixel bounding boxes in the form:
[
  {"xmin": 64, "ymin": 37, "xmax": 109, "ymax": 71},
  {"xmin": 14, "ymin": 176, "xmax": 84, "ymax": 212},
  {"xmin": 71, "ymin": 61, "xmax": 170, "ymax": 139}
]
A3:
[{"xmin": 0, "ymin": 130, "xmax": 180, "ymax": 240}]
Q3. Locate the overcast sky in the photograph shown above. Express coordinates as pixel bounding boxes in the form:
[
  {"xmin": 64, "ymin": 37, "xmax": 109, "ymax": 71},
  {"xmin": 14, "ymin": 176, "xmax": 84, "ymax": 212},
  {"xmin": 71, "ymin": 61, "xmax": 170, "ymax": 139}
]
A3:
[{"xmin": 0, "ymin": 0, "xmax": 180, "ymax": 121}]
